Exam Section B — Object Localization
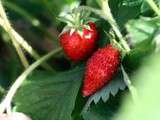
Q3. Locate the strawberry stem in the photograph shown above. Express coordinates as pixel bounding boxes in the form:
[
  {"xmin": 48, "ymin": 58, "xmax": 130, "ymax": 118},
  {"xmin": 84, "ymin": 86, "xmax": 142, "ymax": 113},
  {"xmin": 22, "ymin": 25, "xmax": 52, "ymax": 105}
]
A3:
[
  {"xmin": 74, "ymin": 6, "xmax": 103, "ymax": 21},
  {"xmin": 146, "ymin": 0, "xmax": 160, "ymax": 16},
  {"xmin": 75, "ymin": 2, "xmax": 131, "ymax": 53},
  {"xmin": 104, "ymin": 31, "xmax": 126, "ymax": 53},
  {"xmin": 121, "ymin": 65, "xmax": 138, "ymax": 104},
  {"xmin": 100, "ymin": 0, "xmax": 130, "ymax": 53},
  {"xmin": 0, "ymin": 47, "xmax": 62, "ymax": 114},
  {"xmin": 75, "ymin": 13, "xmax": 81, "ymax": 29},
  {"xmin": 0, "ymin": 1, "xmax": 29, "ymax": 69},
  {"xmin": 0, "ymin": 0, "xmax": 54, "ymax": 71}
]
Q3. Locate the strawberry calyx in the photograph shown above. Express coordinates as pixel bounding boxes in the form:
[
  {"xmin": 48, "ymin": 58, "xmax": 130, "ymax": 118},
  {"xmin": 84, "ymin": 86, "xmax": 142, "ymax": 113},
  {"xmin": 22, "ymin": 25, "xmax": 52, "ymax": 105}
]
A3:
[
  {"xmin": 60, "ymin": 22, "xmax": 95, "ymax": 39},
  {"xmin": 104, "ymin": 30, "xmax": 128, "ymax": 59},
  {"xmin": 58, "ymin": 9, "xmax": 97, "ymax": 37},
  {"xmin": 109, "ymin": 42, "xmax": 127, "ymax": 60}
]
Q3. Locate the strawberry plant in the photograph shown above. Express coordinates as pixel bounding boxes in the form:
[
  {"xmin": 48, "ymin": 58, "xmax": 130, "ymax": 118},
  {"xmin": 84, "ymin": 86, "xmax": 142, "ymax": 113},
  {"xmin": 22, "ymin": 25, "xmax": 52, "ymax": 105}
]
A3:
[{"xmin": 0, "ymin": 0, "xmax": 160, "ymax": 120}]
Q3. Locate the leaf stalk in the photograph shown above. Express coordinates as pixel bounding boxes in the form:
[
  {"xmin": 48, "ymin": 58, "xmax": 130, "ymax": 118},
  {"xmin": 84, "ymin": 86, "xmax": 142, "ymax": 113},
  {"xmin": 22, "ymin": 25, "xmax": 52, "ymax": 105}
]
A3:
[
  {"xmin": 0, "ymin": 0, "xmax": 54, "ymax": 71},
  {"xmin": 100, "ymin": 0, "xmax": 130, "ymax": 52},
  {"xmin": 0, "ymin": 47, "xmax": 62, "ymax": 114},
  {"xmin": 146, "ymin": 0, "xmax": 160, "ymax": 16}
]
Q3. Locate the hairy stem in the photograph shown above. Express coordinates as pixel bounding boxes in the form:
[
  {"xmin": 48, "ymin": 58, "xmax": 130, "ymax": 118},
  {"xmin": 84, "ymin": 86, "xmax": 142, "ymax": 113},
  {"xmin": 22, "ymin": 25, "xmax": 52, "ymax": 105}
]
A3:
[
  {"xmin": 11, "ymin": 37, "xmax": 29, "ymax": 68},
  {"xmin": 121, "ymin": 65, "xmax": 138, "ymax": 103},
  {"xmin": 76, "ymin": 3, "xmax": 130, "ymax": 52},
  {"xmin": 0, "ymin": 1, "xmax": 29, "ymax": 68},
  {"xmin": 11, "ymin": 29, "xmax": 55, "ymax": 71},
  {"xmin": 0, "ymin": 47, "xmax": 62, "ymax": 114},
  {"xmin": 74, "ymin": 6, "xmax": 103, "ymax": 19},
  {"xmin": 100, "ymin": 0, "xmax": 130, "ymax": 52},
  {"xmin": 146, "ymin": 0, "xmax": 160, "ymax": 16},
  {"xmin": 4, "ymin": 1, "xmax": 59, "ymax": 44},
  {"xmin": 0, "ymin": 0, "xmax": 54, "ymax": 71}
]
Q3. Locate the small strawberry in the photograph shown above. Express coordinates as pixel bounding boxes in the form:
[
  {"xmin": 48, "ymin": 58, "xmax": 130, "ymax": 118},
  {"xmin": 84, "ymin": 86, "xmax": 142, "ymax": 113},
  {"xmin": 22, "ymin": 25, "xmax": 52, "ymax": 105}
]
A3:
[
  {"xmin": 82, "ymin": 44, "xmax": 120, "ymax": 97},
  {"xmin": 60, "ymin": 22, "xmax": 98, "ymax": 62}
]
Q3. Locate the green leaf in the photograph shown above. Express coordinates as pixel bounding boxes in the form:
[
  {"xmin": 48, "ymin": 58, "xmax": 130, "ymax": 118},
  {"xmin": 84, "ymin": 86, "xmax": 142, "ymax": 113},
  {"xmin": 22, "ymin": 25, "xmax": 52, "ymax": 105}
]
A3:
[
  {"xmin": 124, "ymin": 17, "xmax": 159, "ymax": 70},
  {"xmin": 141, "ymin": 0, "xmax": 160, "ymax": 14},
  {"xmin": 71, "ymin": 91, "xmax": 86, "ymax": 120},
  {"xmin": 122, "ymin": 0, "xmax": 143, "ymax": 7},
  {"xmin": 124, "ymin": 38, "xmax": 156, "ymax": 70},
  {"xmin": 87, "ymin": 0, "xmax": 100, "ymax": 8},
  {"xmin": 82, "ymin": 70, "xmax": 126, "ymax": 113},
  {"xmin": 14, "ymin": 67, "xmax": 84, "ymax": 120},
  {"xmin": 109, "ymin": 0, "xmax": 142, "ymax": 28},
  {"xmin": 126, "ymin": 17, "xmax": 159, "ymax": 46},
  {"xmin": 82, "ymin": 93, "xmax": 123, "ymax": 120}
]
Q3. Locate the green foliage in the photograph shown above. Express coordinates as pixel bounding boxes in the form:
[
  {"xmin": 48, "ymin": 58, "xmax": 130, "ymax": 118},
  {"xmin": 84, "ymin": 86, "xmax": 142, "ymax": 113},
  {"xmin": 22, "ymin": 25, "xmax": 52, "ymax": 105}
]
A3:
[
  {"xmin": 109, "ymin": 0, "xmax": 142, "ymax": 28},
  {"xmin": 14, "ymin": 67, "xmax": 84, "ymax": 120},
  {"xmin": 124, "ymin": 39, "xmax": 155, "ymax": 70},
  {"xmin": 82, "ymin": 93, "xmax": 123, "ymax": 120},
  {"xmin": 126, "ymin": 17, "xmax": 160, "ymax": 46},
  {"xmin": 124, "ymin": 17, "xmax": 159, "ymax": 70},
  {"xmin": 141, "ymin": 0, "xmax": 160, "ymax": 14},
  {"xmin": 122, "ymin": 0, "xmax": 143, "ymax": 7}
]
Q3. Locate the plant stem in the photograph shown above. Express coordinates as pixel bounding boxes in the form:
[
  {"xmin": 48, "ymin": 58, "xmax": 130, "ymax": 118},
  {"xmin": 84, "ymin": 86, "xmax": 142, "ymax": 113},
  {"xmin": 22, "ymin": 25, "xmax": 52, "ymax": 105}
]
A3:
[
  {"xmin": 0, "ymin": 0, "xmax": 54, "ymax": 71},
  {"xmin": 76, "ymin": 2, "xmax": 130, "ymax": 52},
  {"xmin": 0, "ymin": 47, "xmax": 62, "ymax": 114},
  {"xmin": 11, "ymin": 30, "xmax": 55, "ymax": 71},
  {"xmin": 11, "ymin": 38, "xmax": 29, "ymax": 69},
  {"xmin": 146, "ymin": 0, "xmax": 160, "ymax": 16},
  {"xmin": 4, "ymin": 1, "xmax": 59, "ymax": 44},
  {"xmin": 74, "ymin": 6, "xmax": 103, "ymax": 19},
  {"xmin": 100, "ymin": 0, "xmax": 130, "ymax": 52},
  {"xmin": 121, "ymin": 65, "xmax": 138, "ymax": 103},
  {"xmin": 0, "ymin": 1, "xmax": 29, "ymax": 68}
]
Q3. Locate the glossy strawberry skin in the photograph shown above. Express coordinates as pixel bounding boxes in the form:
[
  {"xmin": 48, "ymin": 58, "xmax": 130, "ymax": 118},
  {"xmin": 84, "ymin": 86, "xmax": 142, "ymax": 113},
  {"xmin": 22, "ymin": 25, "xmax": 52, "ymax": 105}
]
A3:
[
  {"xmin": 60, "ymin": 22, "xmax": 98, "ymax": 62},
  {"xmin": 82, "ymin": 45, "xmax": 120, "ymax": 97}
]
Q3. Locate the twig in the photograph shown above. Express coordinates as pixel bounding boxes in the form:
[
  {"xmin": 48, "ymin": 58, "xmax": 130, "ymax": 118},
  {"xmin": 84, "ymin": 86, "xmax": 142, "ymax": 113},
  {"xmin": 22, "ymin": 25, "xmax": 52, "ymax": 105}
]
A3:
[
  {"xmin": 0, "ymin": 0, "xmax": 54, "ymax": 71},
  {"xmin": 76, "ymin": 1, "xmax": 130, "ymax": 52},
  {"xmin": 10, "ymin": 37, "xmax": 29, "ymax": 68},
  {"xmin": 0, "ymin": 1, "xmax": 29, "ymax": 68},
  {"xmin": 0, "ymin": 47, "xmax": 62, "ymax": 114},
  {"xmin": 74, "ymin": 6, "xmax": 103, "ymax": 19},
  {"xmin": 121, "ymin": 65, "xmax": 138, "ymax": 103},
  {"xmin": 11, "ymin": 29, "xmax": 55, "ymax": 71},
  {"xmin": 146, "ymin": 0, "xmax": 160, "ymax": 16},
  {"xmin": 100, "ymin": 0, "xmax": 130, "ymax": 52},
  {"xmin": 4, "ymin": 1, "xmax": 59, "ymax": 43}
]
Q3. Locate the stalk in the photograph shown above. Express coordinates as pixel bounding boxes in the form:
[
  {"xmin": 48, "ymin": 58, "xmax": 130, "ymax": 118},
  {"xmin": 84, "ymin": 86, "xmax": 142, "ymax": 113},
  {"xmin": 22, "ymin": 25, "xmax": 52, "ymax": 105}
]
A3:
[
  {"xmin": 0, "ymin": 1, "xmax": 29, "ymax": 68},
  {"xmin": 0, "ymin": 47, "xmax": 62, "ymax": 114},
  {"xmin": 146, "ymin": 0, "xmax": 160, "ymax": 16},
  {"xmin": 100, "ymin": 0, "xmax": 130, "ymax": 52},
  {"xmin": 0, "ymin": 0, "xmax": 54, "ymax": 71}
]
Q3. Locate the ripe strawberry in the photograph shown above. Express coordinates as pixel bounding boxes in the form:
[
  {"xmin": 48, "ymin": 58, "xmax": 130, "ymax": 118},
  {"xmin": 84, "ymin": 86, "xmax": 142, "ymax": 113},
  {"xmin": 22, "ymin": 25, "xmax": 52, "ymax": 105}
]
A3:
[
  {"xmin": 82, "ymin": 44, "xmax": 120, "ymax": 97},
  {"xmin": 60, "ymin": 22, "xmax": 98, "ymax": 62}
]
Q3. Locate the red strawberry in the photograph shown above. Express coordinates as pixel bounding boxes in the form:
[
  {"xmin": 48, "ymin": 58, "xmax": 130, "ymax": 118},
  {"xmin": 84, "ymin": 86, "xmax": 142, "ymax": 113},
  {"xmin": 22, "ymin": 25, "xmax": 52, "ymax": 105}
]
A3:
[
  {"xmin": 82, "ymin": 44, "xmax": 120, "ymax": 97},
  {"xmin": 60, "ymin": 22, "xmax": 98, "ymax": 62}
]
